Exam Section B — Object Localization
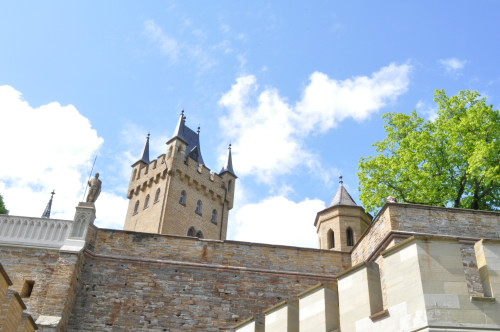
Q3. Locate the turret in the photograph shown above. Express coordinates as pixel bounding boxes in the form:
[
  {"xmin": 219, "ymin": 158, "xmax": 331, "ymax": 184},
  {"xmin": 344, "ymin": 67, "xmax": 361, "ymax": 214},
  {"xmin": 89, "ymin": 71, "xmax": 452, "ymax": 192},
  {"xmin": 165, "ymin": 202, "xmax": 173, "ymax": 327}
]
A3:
[{"xmin": 315, "ymin": 176, "xmax": 372, "ymax": 251}]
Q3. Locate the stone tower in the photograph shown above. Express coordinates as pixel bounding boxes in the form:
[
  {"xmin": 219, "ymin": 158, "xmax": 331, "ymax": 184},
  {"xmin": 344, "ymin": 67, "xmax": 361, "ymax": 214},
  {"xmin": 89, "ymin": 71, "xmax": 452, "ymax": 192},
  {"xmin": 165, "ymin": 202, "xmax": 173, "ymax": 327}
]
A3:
[
  {"xmin": 315, "ymin": 177, "xmax": 371, "ymax": 251},
  {"xmin": 123, "ymin": 111, "xmax": 237, "ymax": 240}
]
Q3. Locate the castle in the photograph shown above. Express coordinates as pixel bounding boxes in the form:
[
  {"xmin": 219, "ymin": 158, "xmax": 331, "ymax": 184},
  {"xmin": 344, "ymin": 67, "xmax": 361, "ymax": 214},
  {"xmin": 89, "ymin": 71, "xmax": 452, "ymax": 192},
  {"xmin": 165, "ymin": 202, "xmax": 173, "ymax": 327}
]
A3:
[{"xmin": 0, "ymin": 114, "xmax": 499, "ymax": 332}]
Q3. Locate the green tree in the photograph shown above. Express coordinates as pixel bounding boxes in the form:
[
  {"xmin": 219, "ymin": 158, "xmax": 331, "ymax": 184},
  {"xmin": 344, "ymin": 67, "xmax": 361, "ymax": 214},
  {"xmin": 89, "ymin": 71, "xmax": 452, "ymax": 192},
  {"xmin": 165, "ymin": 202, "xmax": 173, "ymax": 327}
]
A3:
[
  {"xmin": 0, "ymin": 193, "xmax": 8, "ymax": 215},
  {"xmin": 358, "ymin": 89, "xmax": 500, "ymax": 213}
]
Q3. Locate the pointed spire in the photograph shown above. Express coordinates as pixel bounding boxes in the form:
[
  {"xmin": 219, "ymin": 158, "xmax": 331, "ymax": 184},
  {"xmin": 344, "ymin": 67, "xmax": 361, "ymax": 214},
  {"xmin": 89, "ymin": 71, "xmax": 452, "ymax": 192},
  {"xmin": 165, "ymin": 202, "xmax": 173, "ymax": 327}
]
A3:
[
  {"xmin": 171, "ymin": 110, "xmax": 187, "ymax": 143},
  {"xmin": 220, "ymin": 144, "xmax": 237, "ymax": 178},
  {"xmin": 328, "ymin": 175, "xmax": 357, "ymax": 207},
  {"xmin": 138, "ymin": 133, "xmax": 150, "ymax": 164},
  {"xmin": 42, "ymin": 190, "xmax": 55, "ymax": 218}
]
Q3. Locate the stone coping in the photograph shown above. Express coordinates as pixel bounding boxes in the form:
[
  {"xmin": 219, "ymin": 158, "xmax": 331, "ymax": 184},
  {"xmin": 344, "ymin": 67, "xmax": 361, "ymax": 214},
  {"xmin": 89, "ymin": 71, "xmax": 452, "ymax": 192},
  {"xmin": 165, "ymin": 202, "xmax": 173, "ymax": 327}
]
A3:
[
  {"xmin": 0, "ymin": 263, "xmax": 13, "ymax": 285},
  {"xmin": 335, "ymin": 261, "xmax": 370, "ymax": 279},
  {"xmin": 314, "ymin": 204, "xmax": 372, "ymax": 227},
  {"xmin": 22, "ymin": 313, "xmax": 38, "ymax": 330},
  {"xmin": 7, "ymin": 289, "xmax": 27, "ymax": 310},
  {"xmin": 297, "ymin": 282, "xmax": 336, "ymax": 298},
  {"xmin": 263, "ymin": 300, "xmax": 298, "ymax": 314},
  {"xmin": 233, "ymin": 316, "xmax": 258, "ymax": 329}
]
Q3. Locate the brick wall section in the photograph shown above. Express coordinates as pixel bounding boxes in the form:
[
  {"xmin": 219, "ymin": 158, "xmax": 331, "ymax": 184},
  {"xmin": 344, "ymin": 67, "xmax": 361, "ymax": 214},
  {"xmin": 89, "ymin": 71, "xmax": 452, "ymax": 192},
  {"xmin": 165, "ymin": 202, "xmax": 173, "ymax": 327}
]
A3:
[
  {"xmin": 65, "ymin": 227, "xmax": 350, "ymax": 331},
  {"xmin": 0, "ymin": 290, "xmax": 25, "ymax": 332},
  {"xmin": 351, "ymin": 203, "xmax": 500, "ymax": 265},
  {"xmin": 458, "ymin": 242, "xmax": 484, "ymax": 297}
]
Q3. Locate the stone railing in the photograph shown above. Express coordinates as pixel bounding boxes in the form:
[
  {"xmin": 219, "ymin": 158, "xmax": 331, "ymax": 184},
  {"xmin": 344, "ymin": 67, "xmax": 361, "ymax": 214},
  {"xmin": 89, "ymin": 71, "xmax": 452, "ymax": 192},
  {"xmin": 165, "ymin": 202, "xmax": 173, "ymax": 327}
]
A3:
[{"xmin": 0, "ymin": 215, "xmax": 72, "ymax": 249}]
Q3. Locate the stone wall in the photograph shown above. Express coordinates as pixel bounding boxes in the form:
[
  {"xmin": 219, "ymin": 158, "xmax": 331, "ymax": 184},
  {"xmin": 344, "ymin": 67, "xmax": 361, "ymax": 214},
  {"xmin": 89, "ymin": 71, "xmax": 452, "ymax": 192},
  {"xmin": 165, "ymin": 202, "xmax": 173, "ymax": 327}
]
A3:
[
  {"xmin": 351, "ymin": 203, "xmax": 500, "ymax": 265},
  {"xmin": 67, "ymin": 227, "xmax": 349, "ymax": 331}
]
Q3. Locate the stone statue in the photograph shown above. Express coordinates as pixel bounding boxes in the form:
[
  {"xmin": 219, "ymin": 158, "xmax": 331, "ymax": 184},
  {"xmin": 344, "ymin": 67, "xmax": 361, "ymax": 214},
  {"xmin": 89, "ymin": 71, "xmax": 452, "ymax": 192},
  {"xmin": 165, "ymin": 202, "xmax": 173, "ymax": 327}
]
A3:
[{"xmin": 86, "ymin": 173, "xmax": 102, "ymax": 203}]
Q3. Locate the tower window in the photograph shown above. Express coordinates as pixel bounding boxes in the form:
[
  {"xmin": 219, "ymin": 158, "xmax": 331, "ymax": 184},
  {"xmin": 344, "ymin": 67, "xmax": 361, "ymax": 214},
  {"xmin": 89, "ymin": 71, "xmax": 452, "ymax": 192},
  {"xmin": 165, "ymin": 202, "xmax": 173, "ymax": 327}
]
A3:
[
  {"xmin": 144, "ymin": 194, "xmax": 150, "ymax": 209},
  {"xmin": 20, "ymin": 280, "xmax": 35, "ymax": 298},
  {"xmin": 179, "ymin": 190, "xmax": 186, "ymax": 206},
  {"xmin": 187, "ymin": 226, "xmax": 195, "ymax": 237},
  {"xmin": 228, "ymin": 180, "xmax": 232, "ymax": 192},
  {"xmin": 195, "ymin": 200, "xmax": 202, "ymax": 215},
  {"xmin": 196, "ymin": 230, "xmax": 204, "ymax": 239},
  {"xmin": 133, "ymin": 200, "xmax": 139, "ymax": 215},
  {"xmin": 328, "ymin": 229, "xmax": 335, "ymax": 249},
  {"xmin": 154, "ymin": 188, "xmax": 161, "ymax": 203},
  {"xmin": 346, "ymin": 227, "xmax": 354, "ymax": 246},
  {"xmin": 211, "ymin": 209, "xmax": 217, "ymax": 224}
]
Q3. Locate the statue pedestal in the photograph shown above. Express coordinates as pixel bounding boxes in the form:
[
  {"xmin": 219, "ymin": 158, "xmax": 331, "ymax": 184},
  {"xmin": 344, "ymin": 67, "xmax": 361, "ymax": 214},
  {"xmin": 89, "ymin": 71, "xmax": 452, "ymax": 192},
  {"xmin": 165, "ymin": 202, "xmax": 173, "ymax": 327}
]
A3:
[{"xmin": 60, "ymin": 202, "xmax": 96, "ymax": 253}]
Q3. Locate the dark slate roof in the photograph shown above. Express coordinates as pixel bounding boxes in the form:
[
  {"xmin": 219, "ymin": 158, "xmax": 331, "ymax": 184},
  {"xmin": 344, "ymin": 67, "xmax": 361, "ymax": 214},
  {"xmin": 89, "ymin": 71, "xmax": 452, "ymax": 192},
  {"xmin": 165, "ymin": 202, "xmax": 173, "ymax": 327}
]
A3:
[
  {"xmin": 170, "ymin": 111, "xmax": 204, "ymax": 165},
  {"xmin": 220, "ymin": 144, "xmax": 237, "ymax": 178},
  {"xmin": 137, "ymin": 134, "xmax": 150, "ymax": 165},
  {"xmin": 328, "ymin": 179, "xmax": 358, "ymax": 207},
  {"xmin": 41, "ymin": 190, "xmax": 55, "ymax": 218}
]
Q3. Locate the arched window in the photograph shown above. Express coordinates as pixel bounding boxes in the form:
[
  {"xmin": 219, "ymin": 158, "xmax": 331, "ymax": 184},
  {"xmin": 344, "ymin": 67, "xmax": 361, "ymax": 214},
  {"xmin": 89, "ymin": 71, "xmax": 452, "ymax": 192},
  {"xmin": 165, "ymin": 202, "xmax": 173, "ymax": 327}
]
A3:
[
  {"xmin": 346, "ymin": 228, "xmax": 354, "ymax": 246},
  {"xmin": 179, "ymin": 190, "xmax": 186, "ymax": 205},
  {"xmin": 133, "ymin": 200, "xmax": 139, "ymax": 215},
  {"xmin": 187, "ymin": 227, "xmax": 195, "ymax": 237},
  {"xmin": 211, "ymin": 209, "xmax": 217, "ymax": 224},
  {"xmin": 196, "ymin": 230, "xmax": 204, "ymax": 239},
  {"xmin": 327, "ymin": 229, "xmax": 335, "ymax": 249},
  {"xmin": 144, "ymin": 194, "xmax": 150, "ymax": 209},
  {"xmin": 228, "ymin": 180, "xmax": 232, "ymax": 192},
  {"xmin": 154, "ymin": 188, "xmax": 161, "ymax": 203},
  {"xmin": 195, "ymin": 200, "xmax": 202, "ymax": 215}
]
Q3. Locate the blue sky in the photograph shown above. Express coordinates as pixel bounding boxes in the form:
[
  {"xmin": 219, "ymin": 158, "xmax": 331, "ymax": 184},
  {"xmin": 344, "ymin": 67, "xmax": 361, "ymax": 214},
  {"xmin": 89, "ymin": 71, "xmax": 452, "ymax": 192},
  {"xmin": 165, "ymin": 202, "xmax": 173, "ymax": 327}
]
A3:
[{"xmin": 1, "ymin": 1, "xmax": 499, "ymax": 247}]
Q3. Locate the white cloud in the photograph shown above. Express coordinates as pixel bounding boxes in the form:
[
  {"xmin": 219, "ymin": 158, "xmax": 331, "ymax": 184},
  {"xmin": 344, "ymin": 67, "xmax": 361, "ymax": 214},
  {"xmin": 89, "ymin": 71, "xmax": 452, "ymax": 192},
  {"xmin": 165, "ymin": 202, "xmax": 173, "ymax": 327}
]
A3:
[
  {"xmin": 144, "ymin": 19, "xmax": 180, "ymax": 62},
  {"xmin": 416, "ymin": 100, "xmax": 438, "ymax": 122},
  {"xmin": 229, "ymin": 195, "xmax": 325, "ymax": 248},
  {"xmin": 218, "ymin": 63, "xmax": 412, "ymax": 183},
  {"xmin": 439, "ymin": 57, "xmax": 467, "ymax": 74},
  {"xmin": 0, "ymin": 85, "xmax": 125, "ymax": 229}
]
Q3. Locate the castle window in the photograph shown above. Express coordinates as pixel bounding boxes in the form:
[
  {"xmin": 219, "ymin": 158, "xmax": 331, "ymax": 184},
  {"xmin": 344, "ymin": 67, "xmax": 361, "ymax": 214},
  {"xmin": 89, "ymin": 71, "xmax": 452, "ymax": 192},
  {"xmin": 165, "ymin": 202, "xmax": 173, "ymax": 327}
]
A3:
[
  {"xmin": 20, "ymin": 280, "xmax": 35, "ymax": 298},
  {"xmin": 228, "ymin": 180, "xmax": 232, "ymax": 192},
  {"xmin": 196, "ymin": 230, "xmax": 204, "ymax": 239},
  {"xmin": 144, "ymin": 194, "xmax": 150, "ymax": 209},
  {"xmin": 132, "ymin": 169, "xmax": 137, "ymax": 181},
  {"xmin": 167, "ymin": 146, "xmax": 173, "ymax": 159},
  {"xmin": 133, "ymin": 200, "xmax": 139, "ymax": 215},
  {"xmin": 195, "ymin": 200, "xmax": 202, "ymax": 215},
  {"xmin": 211, "ymin": 209, "xmax": 217, "ymax": 224},
  {"xmin": 187, "ymin": 227, "xmax": 195, "ymax": 237},
  {"xmin": 328, "ymin": 229, "xmax": 335, "ymax": 249},
  {"xmin": 179, "ymin": 190, "xmax": 186, "ymax": 206},
  {"xmin": 154, "ymin": 188, "xmax": 161, "ymax": 203},
  {"xmin": 346, "ymin": 227, "xmax": 354, "ymax": 246}
]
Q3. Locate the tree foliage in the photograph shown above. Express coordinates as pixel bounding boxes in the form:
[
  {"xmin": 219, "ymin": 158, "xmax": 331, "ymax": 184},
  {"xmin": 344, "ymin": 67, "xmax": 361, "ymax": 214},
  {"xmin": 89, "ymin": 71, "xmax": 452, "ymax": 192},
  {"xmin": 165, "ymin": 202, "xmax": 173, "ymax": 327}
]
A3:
[
  {"xmin": 0, "ymin": 193, "xmax": 8, "ymax": 215},
  {"xmin": 358, "ymin": 89, "xmax": 500, "ymax": 213}
]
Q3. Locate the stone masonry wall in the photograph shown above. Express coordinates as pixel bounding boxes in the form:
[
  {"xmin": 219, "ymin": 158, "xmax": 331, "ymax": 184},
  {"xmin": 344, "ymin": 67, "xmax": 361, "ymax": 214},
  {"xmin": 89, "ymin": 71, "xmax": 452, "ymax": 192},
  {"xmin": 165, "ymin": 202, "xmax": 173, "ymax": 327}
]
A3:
[
  {"xmin": 67, "ymin": 227, "xmax": 349, "ymax": 331},
  {"xmin": 351, "ymin": 203, "xmax": 500, "ymax": 265}
]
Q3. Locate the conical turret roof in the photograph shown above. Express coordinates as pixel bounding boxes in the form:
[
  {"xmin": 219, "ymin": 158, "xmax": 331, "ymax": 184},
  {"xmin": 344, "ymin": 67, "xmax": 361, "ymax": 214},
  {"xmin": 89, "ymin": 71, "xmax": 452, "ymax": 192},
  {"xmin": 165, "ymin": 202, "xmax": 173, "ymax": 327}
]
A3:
[
  {"xmin": 168, "ymin": 110, "xmax": 205, "ymax": 165},
  {"xmin": 41, "ymin": 190, "xmax": 55, "ymax": 218},
  {"xmin": 220, "ymin": 144, "xmax": 237, "ymax": 177},
  {"xmin": 328, "ymin": 176, "xmax": 357, "ymax": 207},
  {"xmin": 137, "ymin": 133, "xmax": 150, "ymax": 164}
]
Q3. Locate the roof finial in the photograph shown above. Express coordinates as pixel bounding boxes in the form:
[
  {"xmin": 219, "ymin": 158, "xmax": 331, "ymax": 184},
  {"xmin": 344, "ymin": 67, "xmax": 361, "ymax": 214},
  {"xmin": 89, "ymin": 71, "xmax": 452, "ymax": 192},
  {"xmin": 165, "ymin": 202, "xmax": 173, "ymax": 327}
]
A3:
[
  {"xmin": 197, "ymin": 126, "xmax": 200, "ymax": 135},
  {"xmin": 228, "ymin": 143, "xmax": 232, "ymax": 150},
  {"xmin": 339, "ymin": 174, "xmax": 343, "ymax": 184}
]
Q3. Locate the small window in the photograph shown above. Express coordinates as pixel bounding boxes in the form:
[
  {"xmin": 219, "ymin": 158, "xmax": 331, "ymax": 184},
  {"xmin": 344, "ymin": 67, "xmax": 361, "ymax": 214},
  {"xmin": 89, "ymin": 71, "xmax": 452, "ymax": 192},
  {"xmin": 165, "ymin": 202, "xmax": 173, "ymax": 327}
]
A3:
[
  {"xmin": 144, "ymin": 194, "xmax": 150, "ymax": 209},
  {"xmin": 196, "ymin": 230, "xmax": 204, "ymax": 239},
  {"xmin": 179, "ymin": 190, "xmax": 186, "ymax": 206},
  {"xmin": 328, "ymin": 229, "xmax": 335, "ymax": 249},
  {"xmin": 154, "ymin": 188, "xmax": 161, "ymax": 203},
  {"xmin": 131, "ymin": 169, "xmax": 137, "ymax": 181},
  {"xmin": 167, "ymin": 146, "xmax": 173, "ymax": 159},
  {"xmin": 187, "ymin": 227, "xmax": 195, "ymax": 237},
  {"xmin": 20, "ymin": 280, "xmax": 35, "ymax": 298},
  {"xmin": 346, "ymin": 228, "xmax": 354, "ymax": 246},
  {"xmin": 195, "ymin": 200, "xmax": 202, "ymax": 215},
  {"xmin": 228, "ymin": 180, "xmax": 232, "ymax": 192},
  {"xmin": 133, "ymin": 200, "xmax": 140, "ymax": 215},
  {"xmin": 211, "ymin": 209, "xmax": 217, "ymax": 224}
]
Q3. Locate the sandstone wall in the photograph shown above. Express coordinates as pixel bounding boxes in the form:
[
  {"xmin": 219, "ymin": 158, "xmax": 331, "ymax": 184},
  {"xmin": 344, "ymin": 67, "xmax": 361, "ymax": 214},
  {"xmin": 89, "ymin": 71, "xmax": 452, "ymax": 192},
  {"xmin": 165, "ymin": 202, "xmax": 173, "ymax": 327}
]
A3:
[
  {"xmin": 67, "ymin": 227, "xmax": 349, "ymax": 331},
  {"xmin": 351, "ymin": 203, "xmax": 500, "ymax": 265}
]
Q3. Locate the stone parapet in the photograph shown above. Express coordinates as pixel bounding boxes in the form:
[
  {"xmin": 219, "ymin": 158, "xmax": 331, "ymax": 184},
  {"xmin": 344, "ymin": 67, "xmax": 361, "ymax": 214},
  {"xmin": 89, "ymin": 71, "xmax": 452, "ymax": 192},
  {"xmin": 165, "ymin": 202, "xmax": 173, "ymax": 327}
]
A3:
[{"xmin": 0, "ymin": 215, "xmax": 72, "ymax": 250}]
